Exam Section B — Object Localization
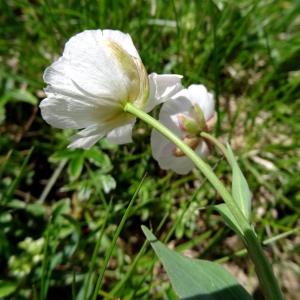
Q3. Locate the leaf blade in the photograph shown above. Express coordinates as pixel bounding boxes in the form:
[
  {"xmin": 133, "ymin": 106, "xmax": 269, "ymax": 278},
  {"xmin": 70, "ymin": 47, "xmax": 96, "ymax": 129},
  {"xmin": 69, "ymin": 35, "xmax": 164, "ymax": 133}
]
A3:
[
  {"xmin": 226, "ymin": 144, "xmax": 252, "ymax": 220},
  {"xmin": 142, "ymin": 226, "xmax": 253, "ymax": 300},
  {"xmin": 214, "ymin": 203, "xmax": 243, "ymax": 235}
]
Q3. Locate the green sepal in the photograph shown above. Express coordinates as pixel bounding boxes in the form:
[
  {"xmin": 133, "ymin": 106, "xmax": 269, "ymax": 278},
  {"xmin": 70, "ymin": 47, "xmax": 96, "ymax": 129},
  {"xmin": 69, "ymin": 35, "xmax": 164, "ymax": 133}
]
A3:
[
  {"xmin": 193, "ymin": 104, "xmax": 206, "ymax": 130},
  {"xmin": 179, "ymin": 114, "xmax": 201, "ymax": 135}
]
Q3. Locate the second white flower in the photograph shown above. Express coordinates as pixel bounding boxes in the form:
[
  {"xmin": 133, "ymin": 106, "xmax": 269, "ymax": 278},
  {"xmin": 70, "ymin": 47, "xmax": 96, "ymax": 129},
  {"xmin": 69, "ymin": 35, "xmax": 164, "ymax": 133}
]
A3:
[{"xmin": 151, "ymin": 84, "xmax": 216, "ymax": 174}]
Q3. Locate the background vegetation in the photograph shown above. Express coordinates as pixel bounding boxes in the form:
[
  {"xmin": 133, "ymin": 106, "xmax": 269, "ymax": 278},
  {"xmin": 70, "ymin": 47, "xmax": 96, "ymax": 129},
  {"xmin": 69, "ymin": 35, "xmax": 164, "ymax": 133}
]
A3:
[{"xmin": 0, "ymin": 0, "xmax": 299, "ymax": 299}]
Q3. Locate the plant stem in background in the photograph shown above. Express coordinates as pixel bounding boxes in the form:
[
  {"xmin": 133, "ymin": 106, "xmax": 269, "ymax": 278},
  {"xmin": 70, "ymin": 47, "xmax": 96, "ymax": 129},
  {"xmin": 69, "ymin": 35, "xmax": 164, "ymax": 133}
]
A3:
[
  {"xmin": 124, "ymin": 103, "xmax": 283, "ymax": 300},
  {"xmin": 200, "ymin": 132, "xmax": 230, "ymax": 163}
]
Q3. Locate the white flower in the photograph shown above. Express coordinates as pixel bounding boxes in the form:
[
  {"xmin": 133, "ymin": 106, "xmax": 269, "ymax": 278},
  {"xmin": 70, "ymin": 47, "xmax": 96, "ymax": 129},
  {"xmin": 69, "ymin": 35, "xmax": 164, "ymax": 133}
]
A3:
[
  {"xmin": 151, "ymin": 84, "xmax": 216, "ymax": 175},
  {"xmin": 40, "ymin": 29, "xmax": 183, "ymax": 148}
]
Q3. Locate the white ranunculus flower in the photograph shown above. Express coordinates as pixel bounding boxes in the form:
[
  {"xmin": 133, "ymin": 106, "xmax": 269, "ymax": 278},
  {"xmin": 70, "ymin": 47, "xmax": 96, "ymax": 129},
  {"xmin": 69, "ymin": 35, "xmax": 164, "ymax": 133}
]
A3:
[
  {"xmin": 40, "ymin": 29, "xmax": 183, "ymax": 148},
  {"xmin": 151, "ymin": 84, "xmax": 216, "ymax": 175}
]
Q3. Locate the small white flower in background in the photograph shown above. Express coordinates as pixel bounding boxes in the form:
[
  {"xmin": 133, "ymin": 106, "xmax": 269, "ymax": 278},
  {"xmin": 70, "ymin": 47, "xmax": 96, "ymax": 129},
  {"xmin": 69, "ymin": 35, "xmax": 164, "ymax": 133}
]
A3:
[
  {"xmin": 40, "ymin": 29, "xmax": 183, "ymax": 148},
  {"xmin": 151, "ymin": 84, "xmax": 216, "ymax": 175}
]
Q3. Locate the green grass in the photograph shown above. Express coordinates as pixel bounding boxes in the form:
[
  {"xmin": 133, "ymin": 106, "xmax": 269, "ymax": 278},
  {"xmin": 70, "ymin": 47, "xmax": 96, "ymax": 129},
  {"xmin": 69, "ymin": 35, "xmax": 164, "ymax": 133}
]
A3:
[{"xmin": 0, "ymin": 0, "xmax": 299, "ymax": 299}]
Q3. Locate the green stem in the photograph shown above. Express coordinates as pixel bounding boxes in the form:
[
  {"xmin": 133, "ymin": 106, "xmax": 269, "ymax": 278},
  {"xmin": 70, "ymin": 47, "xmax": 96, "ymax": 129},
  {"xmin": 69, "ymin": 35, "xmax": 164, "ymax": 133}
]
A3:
[
  {"xmin": 125, "ymin": 103, "xmax": 249, "ymax": 232},
  {"xmin": 124, "ymin": 103, "xmax": 283, "ymax": 300},
  {"xmin": 216, "ymin": 227, "xmax": 299, "ymax": 263},
  {"xmin": 200, "ymin": 132, "xmax": 231, "ymax": 163},
  {"xmin": 245, "ymin": 230, "xmax": 283, "ymax": 300}
]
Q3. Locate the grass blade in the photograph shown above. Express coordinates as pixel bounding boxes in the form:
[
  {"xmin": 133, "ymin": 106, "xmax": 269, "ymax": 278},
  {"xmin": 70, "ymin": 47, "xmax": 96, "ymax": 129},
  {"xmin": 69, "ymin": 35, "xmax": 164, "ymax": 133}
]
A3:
[{"xmin": 91, "ymin": 174, "xmax": 146, "ymax": 300}]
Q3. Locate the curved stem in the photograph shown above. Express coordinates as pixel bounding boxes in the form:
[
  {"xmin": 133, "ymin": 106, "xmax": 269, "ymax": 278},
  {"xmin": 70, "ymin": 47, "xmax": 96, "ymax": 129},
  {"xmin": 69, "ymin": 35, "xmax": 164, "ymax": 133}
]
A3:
[
  {"xmin": 124, "ymin": 103, "xmax": 283, "ymax": 300},
  {"xmin": 125, "ymin": 103, "xmax": 249, "ymax": 232},
  {"xmin": 200, "ymin": 132, "xmax": 231, "ymax": 164}
]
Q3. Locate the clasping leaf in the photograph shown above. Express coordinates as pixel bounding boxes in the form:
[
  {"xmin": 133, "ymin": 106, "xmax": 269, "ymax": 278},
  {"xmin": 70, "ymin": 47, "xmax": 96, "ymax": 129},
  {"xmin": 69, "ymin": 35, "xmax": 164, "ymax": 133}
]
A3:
[
  {"xmin": 142, "ymin": 226, "xmax": 253, "ymax": 300},
  {"xmin": 226, "ymin": 144, "xmax": 252, "ymax": 220}
]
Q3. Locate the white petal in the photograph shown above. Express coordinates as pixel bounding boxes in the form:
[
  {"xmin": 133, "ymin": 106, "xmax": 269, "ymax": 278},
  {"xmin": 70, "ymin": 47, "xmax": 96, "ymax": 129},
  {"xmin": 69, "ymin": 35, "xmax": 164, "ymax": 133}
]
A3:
[
  {"xmin": 43, "ymin": 57, "xmax": 110, "ymax": 106},
  {"xmin": 39, "ymin": 95, "xmax": 98, "ymax": 129},
  {"xmin": 41, "ymin": 30, "xmax": 138, "ymax": 131},
  {"xmin": 150, "ymin": 84, "xmax": 214, "ymax": 174},
  {"xmin": 195, "ymin": 141, "xmax": 210, "ymax": 158},
  {"xmin": 151, "ymin": 130, "xmax": 194, "ymax": 175},
  {"xmin": 151, "ymin": 129, "xmax": 172, "ymax": 161},
  {"xmin": 144, "ymin": 73, "xmax": 183, "ymax": 112},
  {"xmin": 68, "ymin": 124, "xmax": 108, "ymax": 149},
  {"xmin": 151, "ymin": 88, "xmax": 212, "ymax": 175},
  {"xmin": 61, "ymin": 30, "xmax": 130, "ymax": 103},
  {"xmin": 106, "ymin": 120, "xmax": 136, "ymax": 145},
  {"xmin": 41, "ymin": 29, "xmax": 147, "ymax": 149},
  {"xmin": 168, "ymin": 156, "xmax": 194, "ymax": 174},
  {"xmin": 43, "ymin": 57, "xmax": 83, "ymax": 98},
  {"xmin": 102, "ymin": 29, "xmax": 140, "ymax": 58},
  {"xmin": 40, "ymin": 90, "xmax": 131, "ymax": 134},
  {"xmin": 187, "ymin": 84, "xmax": 215, "ymax": 120},
  {"xmin": 68, "ymin": 134, "xmax": 104, "ymax": 149},
  {"xmin": 63, "ymin": 30, "xmax": 102, "ymax": 59},
  {"xmin": 159, "ymin": 89, "xmax": 193, "ymax": 132}
]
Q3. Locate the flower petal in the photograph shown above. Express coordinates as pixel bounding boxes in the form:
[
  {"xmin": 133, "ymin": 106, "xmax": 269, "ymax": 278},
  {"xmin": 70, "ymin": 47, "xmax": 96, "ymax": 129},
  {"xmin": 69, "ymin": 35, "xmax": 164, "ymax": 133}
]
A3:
[
  {"xmin": 195, "ymin": 141, "xmax": 210, "ymax": 158},
  {"xmin": 68, "ymin": 134, "xmax": 104, "ymax": 149},
  {"xmin": 150, "ymin": 85, "xmax": 213, "ymax": 175},
  {"xmin": 151, "ymin": 91, "xmax": 194, "ymax": 174},
  {"xmin": 68, "ymin": 124, "xmax": 109, "ymax": 149},
  {"xmin": 61, "ymin": 30, "xmax": 131, "ymax": 103},
  {"xmin": 187, "ymin": 84, "xmax": 215, "ymax": 120},
  {"xmin": 144, "ymin": 73, "xmax": 183, "ymax": 112},
  {"xmin": 159, "ymin": 89, "xmax": 193, "ymax": 132},
  {"xmin": 106, "ymin": 120, "xmax": 136, "ymax": 145},
  {"xmin": 43, "ymin": 57, "xmax": 111, "ymax": 106},
  {"xmin": 43, "ymin": 57, "xmax": 84, "ymax": 99},
  {"xmin": 102, "ymin": 29, "xmax": 140, "ymax": 59},
  {"xmin": 39, "ymin": 95, "xmax": 99, "ymax": 129},
  {"xmin": 151, "ymin": 130, "xmax": 194, "ymax": 175},
  {"xmin": 167, "ymin": 156, "xmax": 194, "ymax": 175},
  {"xmin": 67, "ymin": 113, "xmax": 135, "ymax": 149},
  {"xmin": 41, "ymin": 29, "xmax": 154, "ymax": 149}
]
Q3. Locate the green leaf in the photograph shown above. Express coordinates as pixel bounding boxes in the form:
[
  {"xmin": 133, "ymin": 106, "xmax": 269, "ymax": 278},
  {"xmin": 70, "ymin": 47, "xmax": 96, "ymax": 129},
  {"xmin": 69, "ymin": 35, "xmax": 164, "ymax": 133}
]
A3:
[
  {"xmin": 26, "ymin": 202, "xmax": 46, "ymax": 217},
  {"xmin": 99, "ymin": 174, "xmax": 116, "ymax": 193},
  {"xmin": 142, "ymin": 226, "xmax": 253, "ymax": 300},
  {"xmin": 52, "ymin": 199, "xmax": 71, "ymax": 220},
  {"xmin": 68, "ymin": 154, "xmax": 84, "ymax": 180},
  {"xmin": 50, "ymin": 149, "xmax": 79, "ymax": 162},
  {"xmin": 9, "ymin": 89, "xmax": 38, "ymax": 105},
  {"xmin": 6, "ymin": 199, "xmax": 26, "ymax": 209},
  {"xmin": 226, "ymin": 144, "xmax": 251, "ymax": 220},
  {"xmin": 214, "ymin": 204, "xmax": 242, "ymax": 235},
  {"xmin": 1, "ymin": 89, "xmax": 38, "ymax": 105},
  {"xmin": 0, "ymin": 280, "xmax": 17, "ymax": 297},
  {"xmin": 84, "ymin": 148, "xmax": 112, "ymax": 172}
]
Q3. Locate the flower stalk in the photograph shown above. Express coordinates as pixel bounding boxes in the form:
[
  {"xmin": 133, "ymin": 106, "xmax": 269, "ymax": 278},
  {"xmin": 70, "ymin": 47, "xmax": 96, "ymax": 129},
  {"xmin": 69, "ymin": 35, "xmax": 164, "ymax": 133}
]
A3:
[
  {"xmin": 124, "ymin": 103, "xmax": 249, "ymax": 231},
  {"xmin": 124, "ymin": 102, "xmax": 283, "ymax": 300}
]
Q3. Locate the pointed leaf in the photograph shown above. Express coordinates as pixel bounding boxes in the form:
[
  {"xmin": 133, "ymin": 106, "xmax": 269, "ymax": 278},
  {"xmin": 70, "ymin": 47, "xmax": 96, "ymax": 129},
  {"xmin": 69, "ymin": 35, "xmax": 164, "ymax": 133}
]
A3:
[
  {"xmin": 68, "ymin": 153, "xmax": 85, "ymax": 180},
  {"xmin": 84, "ymin": 148, "xmax": 112, "ymax": 172},
  {"xmin": 226, "ymin": 144, "xmax": 251, "ymax": 220},
  {"xmin": 142, "ymin": 226, "xmax": 253, "ymax": 300},
  {"xmin": 214, "ymin": 204, "xmax": 242, "ymax": 235}
]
